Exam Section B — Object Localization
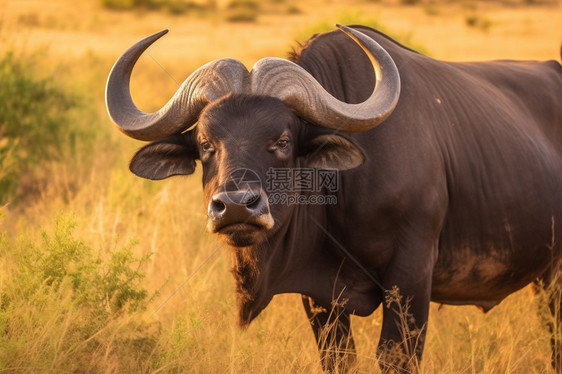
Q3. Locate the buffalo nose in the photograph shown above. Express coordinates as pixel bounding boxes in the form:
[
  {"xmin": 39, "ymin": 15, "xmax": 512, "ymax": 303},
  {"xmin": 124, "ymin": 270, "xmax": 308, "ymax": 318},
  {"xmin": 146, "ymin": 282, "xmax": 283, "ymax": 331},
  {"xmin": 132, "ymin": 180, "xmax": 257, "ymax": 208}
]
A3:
[{"xmin": 208, "ymin": 189, "xmax": 269, "ymax": 230}]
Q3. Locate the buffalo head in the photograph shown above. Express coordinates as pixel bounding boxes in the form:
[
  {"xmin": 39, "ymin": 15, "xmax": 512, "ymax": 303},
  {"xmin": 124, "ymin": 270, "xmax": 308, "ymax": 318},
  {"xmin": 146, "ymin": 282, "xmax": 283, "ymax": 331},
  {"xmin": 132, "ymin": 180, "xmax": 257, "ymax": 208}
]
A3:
[{"xmin": 105, "ymin": 25, "xmax": 400, "ymax": 248}]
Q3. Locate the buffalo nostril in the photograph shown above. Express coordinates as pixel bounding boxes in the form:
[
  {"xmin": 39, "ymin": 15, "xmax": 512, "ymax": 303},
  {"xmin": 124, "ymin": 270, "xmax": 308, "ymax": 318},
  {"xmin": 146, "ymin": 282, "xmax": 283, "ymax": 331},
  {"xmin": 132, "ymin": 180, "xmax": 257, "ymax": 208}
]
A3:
[
  {"xmin": 244, "ymin": 192, "xmax": 261, "ymax": 210},
  {"xmin": 211, "ymin": 198, "xmax": 226, "ymax": 214},
  {"xmin": 209, "ymin": 190, "xmax": 266, "ymax": 217},
  {"xmin": 207, "ymin": 190, "xmax": 273, "ymax": 233}
]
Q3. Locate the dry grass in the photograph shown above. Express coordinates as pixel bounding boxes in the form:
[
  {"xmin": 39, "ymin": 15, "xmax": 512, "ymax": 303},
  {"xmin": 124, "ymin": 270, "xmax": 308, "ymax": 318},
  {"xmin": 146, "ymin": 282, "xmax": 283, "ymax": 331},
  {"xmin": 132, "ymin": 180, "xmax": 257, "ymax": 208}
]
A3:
[{"xmin": 1, "ymin": 0, "xmax": 561, "ymax": 372}]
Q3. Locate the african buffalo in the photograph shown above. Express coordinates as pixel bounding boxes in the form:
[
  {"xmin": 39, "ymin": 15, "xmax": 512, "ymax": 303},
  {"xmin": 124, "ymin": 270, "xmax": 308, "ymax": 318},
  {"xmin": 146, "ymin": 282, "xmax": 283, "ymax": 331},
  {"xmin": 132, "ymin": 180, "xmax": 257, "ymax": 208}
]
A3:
[{"xmin": 106, "ymin": 25, "xmax": 562, "ymax": 372}]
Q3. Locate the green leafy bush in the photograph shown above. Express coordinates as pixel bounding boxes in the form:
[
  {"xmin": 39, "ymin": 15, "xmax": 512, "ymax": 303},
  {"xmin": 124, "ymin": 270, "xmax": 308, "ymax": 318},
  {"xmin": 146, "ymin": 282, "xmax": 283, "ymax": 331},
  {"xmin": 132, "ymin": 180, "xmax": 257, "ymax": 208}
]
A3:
[
  {"xmin": 225, "ymin": 0, "xmax": 260, "ymax": 22},
  {"xmin": 100, "ymin": 0, "xmax": 214, "ymax": 15},
  {"xmin": 0, "ymin": 213, "xmax": 159, "ymax": 370},
  {"xmin": 0, "ymin": 51, "xmax": 77, "ymax": 202},
  {"xmin": 294, "ymin": 10, "xmax": 430, "ymax": 56},
  {"xmin": 100, "ymin": 0, "xmax": 160, "ymax": 10},
  {"xmin": 17, "ymin": 214, "xmax": 153, "ymax": 313},
  {"xmin": 2, "ymin": 52, "xmax": 110, "ymax": 207},
  {"xmin": 0, "ymin": 48, "xmax": 105, "ymax": 205},
  {"xmin": 286, "ymin": 5, "xmax": 302, "ymax": 14},
  {"xmin": 465, "ymin": 13, "xmax": 493, "ymax": 32}
]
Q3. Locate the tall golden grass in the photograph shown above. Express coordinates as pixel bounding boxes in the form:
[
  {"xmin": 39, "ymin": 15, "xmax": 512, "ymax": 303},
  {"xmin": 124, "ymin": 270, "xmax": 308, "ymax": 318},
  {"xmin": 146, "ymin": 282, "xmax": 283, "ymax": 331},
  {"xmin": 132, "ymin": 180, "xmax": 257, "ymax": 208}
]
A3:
[{"xmin": 1, "ymin": 0, "xmax": 561, "ymax": 372}]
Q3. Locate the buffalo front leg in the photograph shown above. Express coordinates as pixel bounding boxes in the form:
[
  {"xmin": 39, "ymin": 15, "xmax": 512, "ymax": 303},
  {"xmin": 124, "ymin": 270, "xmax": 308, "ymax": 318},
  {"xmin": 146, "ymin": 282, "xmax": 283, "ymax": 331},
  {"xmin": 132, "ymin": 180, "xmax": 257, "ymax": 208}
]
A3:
[
  {"xmin": 302, "ymin": 295, "xmax": 356, "ymax": 373},
  {"xmin": 377, "ymin": 286, "xmax": 429, "ymax": 373},
  {"xmin": 377, "ymin": 243, "xmax": 436, "ymax": 373}
]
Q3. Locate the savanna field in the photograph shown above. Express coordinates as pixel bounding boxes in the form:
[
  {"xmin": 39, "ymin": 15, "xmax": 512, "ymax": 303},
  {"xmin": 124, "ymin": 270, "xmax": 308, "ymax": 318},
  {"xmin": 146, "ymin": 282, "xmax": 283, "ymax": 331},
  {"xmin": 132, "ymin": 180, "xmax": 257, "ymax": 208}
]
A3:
[{"xmin": 1, "ymin": 0, "xmax": 561, "ymax": 372}]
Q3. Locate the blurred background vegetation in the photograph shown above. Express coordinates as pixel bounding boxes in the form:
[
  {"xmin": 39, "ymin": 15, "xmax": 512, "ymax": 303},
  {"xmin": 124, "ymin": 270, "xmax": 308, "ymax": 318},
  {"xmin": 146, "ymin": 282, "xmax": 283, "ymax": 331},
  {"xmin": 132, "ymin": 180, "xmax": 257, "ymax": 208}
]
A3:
[{"xmin": 0, "ymin": 0, "xmax": 561, "ymax": 372}]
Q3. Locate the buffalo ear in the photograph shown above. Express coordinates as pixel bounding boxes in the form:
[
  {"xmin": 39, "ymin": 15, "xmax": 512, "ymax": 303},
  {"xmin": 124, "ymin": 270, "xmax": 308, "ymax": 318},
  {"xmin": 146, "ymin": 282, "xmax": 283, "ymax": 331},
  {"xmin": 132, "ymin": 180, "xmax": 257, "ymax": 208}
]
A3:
[
  {"xmin": 129, "ymin": 132, "xmax": 198, "ymax": 180},
  {"xmin": 301, "ymin": 133, "xmax": 364, "ymax": 171}
]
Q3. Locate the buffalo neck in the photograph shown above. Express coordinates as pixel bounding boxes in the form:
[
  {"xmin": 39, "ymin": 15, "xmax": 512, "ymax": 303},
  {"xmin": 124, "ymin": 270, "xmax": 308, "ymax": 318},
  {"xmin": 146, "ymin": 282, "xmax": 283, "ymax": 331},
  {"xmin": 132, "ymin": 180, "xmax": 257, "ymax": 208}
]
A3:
[{"xmin": 233, "ymin": 188, "xmax": 330, "ymax": 326}]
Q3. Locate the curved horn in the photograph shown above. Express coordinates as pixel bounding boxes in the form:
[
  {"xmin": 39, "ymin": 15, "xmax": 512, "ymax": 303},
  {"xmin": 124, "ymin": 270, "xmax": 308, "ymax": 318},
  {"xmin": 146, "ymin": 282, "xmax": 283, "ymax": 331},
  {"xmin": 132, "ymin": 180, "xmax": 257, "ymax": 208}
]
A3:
[
  {"xmin": 105, "ymin": 30, "xmax": 249, "ymax": 141},
  {"xmin": 107, "ymin": 26, "xmax": 400, "ymax": 139},
  {"xmin": 251, "ymin": 25, "xmax": 400, "ymax": 132}
]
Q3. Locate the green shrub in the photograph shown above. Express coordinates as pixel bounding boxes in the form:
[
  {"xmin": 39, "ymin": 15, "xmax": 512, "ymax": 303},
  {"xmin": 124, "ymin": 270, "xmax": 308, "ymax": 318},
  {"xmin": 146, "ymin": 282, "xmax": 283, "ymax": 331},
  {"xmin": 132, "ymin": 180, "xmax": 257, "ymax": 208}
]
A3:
[
  {"xmin": 0, "ymin": 213, "xmax": 158, "ymax": 370},
  {"xmin": 165, "ymin": 1, "xmax": 204, "ymax": 15},
  {"xmin": 400, "ymin": 0, "xmax": 421, "ymax": 5},
  {"xmin": 294, "ymin": 10, "xmax": 430, "ymax": 56},
  {"xmin": 0, "ymin": 48, "xmax": 105, "ymax": 205},
  {"xmin": 100, "ymin": 0, "xmax": 214, "ymax": 15},
  {"xmin": 286, "ymin": 5, "xmax": 302, "ymax": 14},
  {"xmin": 100, "ymin": 0, "xmax": 162, "ymax": 10},
  {"xmin": 225, "ymin": 0, "xmax": 260, "ymax": 22},
  {"xmin": 100, "ymin": 0, "xmax": 135, "ymax": 10},
  {"xmin": 465, "ymin": 13, "xmax": 493, "ymax": 32},
  {"xmin": 0, "ymin": 51, "xmax": 76, "ymax": 202},
  {"xmin": 7, "ymin": 214, "xmax": 154, "ymax": 316}
]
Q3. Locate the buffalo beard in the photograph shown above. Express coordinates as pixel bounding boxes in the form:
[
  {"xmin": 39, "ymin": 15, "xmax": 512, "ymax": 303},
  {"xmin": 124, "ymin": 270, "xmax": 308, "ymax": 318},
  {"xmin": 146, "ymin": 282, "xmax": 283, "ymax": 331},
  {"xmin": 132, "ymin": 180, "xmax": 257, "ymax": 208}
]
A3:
[{"xmin": 231, "ymin": 246, "xmax": 260, "ymax": 326}]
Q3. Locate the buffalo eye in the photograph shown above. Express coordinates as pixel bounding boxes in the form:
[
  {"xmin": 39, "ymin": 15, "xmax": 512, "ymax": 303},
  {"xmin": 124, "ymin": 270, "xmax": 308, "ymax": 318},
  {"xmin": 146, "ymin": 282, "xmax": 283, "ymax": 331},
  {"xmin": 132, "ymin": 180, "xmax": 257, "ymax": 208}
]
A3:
[
  {"xmin": 200, "ymin": 141, "xmax": 215, "ymax": 153},
  {"xmin": 275, "ymin": 138, "xmax": 289, "ymax": 150},
  {"xmin": 199, "ymin": 140, "xmax": 216, "ymax": 163},
  {"xmin": 269, "ymin": 133, "xmax": 291, "ymax": 151},
  {"xmin": 269, "ymin": 133, "xmax": 292, "ymax": 162}
]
